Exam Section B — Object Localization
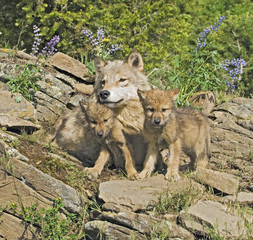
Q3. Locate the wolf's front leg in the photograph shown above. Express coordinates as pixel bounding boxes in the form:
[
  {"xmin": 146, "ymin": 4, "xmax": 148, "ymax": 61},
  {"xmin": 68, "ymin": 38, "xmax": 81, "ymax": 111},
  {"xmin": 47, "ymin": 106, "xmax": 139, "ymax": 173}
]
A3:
[
  {"xmin": 120, "ymin": 144, "xmax": 139, "ymax": 180},
  {"xmin": 165, "ymin": 139, "xmax": 181, "ymax": 181},
  {"xmin": 84, "ymin": 148, "xmax": 110, "ymax": 179},
  {"xmin": 139, "ymin": 142, "xmax": 158, "ymax": 179}
]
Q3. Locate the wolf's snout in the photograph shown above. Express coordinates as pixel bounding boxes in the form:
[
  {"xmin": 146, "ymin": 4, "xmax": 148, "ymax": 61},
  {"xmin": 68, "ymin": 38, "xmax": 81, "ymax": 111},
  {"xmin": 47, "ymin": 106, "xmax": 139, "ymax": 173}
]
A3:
[
  {"xmin": 100, "ymin": 90, "xmax": 110, "ymax": 100},
  {"xmin": 154, "ymin": 118, "xmax": 161, "ymax": 125},
  {"xmin": 96, "ymin": 131, "xmax": 104, "ymax": 137}
]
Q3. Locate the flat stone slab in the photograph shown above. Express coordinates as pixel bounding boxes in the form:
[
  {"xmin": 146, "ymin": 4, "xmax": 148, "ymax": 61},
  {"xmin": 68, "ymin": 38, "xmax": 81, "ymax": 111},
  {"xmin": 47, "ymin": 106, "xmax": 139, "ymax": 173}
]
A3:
[
  {"xmin": 98, "ymin": 175, "xmax": 201, "ymax": 211},
  {"xmin": 48, "ymin": 52, "xmax": 91, "ymax": 82},
  {"xmin": 223, "ymin": 192, "xmax": 253, "ymax": 204},
  {"xmin": 99, "ymin": 175, "xmax": 170, "ymax": 211},
  {"xmin": 84, "ymin": 220, "xmax": 145, "ymax": 240},
  {"xmin": 179, "ymin": 200, "xmax": 247, "ymax": 239},
  {"xmin": 0, "ymin": 90, "xmax": 36, "ymax": 121},
  {"xmin": 4, "ymin": 157, "xmax": 86, "ymax": 213},
  {"xmin": 196, "ymin": 168, "xmax": 239, "ymax": 195},
  {"xmin": 0, "ymin": 114, "xmax": 40, "ymax": 131}
]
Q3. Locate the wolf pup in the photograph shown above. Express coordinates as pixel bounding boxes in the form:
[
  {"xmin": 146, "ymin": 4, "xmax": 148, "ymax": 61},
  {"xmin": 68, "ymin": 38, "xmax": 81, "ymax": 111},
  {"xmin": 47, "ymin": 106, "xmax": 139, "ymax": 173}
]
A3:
[
  {"xmin": 80, "ymin": 95, "xmax": 142, "ymax": 179},
  {"xmin": 138, "ymin": 89, "xmax": 210, "ymax": 180},
  {"xmin": 79, "ymin": 95, "xmax": 116, "ymax": 179}
]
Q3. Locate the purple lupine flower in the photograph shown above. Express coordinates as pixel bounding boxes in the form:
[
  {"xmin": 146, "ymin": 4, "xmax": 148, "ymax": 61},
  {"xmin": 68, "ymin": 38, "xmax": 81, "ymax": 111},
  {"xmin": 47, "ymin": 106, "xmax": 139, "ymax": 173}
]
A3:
[
  {"xmin": 81, "ymin": 26, "xmax": 121, "ymax": 59},
  {"xmin": 81, "ymin": 27, "xmax": 100, "ymax": 46},
  {"xmin": 41, "ymin": 35, "xmax": 60, "ymax": 58},
  {"xmin": 96, "ymin": 27, "xmax": 105, "ymax": 42},
  {"xmin": 30, "ymin": 25, "xmax": 42, "ymax": 57},
  {"xmin": 219, "ymin": 58, "xmax": 246, "ymax": 89},
  {"xmin": 106, "ymin": 44, "xmax": 121, "ymax": 55},
  {"xmin": 195, "ymin": 16, "xmax": 226, "ymax": 52}
]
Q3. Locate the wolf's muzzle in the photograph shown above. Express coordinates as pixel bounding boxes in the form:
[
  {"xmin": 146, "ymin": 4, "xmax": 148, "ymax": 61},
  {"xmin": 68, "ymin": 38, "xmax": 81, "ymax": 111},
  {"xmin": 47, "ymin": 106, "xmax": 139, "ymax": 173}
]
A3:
[{"xmin": 100, "ymin": 90, "xmax": 110, "ymax": 100}]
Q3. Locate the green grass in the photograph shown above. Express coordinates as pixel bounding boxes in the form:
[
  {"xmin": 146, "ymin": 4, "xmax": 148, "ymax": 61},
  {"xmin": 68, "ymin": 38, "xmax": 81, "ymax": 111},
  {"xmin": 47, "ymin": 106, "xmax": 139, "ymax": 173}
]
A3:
[
  {"xmin": 7, "ymin": 64, "xmax": 41, "ymax": 101},
  {"xmin": 153, "ymin": 183, "xmax": 203, "ymax": 214}
]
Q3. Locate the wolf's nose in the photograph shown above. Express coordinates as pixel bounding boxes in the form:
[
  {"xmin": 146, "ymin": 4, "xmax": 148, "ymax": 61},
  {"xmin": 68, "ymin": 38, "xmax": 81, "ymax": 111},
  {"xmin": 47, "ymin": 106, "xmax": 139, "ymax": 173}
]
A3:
[
  {"xmin": 100, "ymin": 90, "xmax": 110, "ymax": 100},
  {"xmin": 96, "ymin": 131, "xmax": 104, "ymax": 137},
  {"xmin": 154, "ymin": 118, "xmax": 161, "ymax": 125}
]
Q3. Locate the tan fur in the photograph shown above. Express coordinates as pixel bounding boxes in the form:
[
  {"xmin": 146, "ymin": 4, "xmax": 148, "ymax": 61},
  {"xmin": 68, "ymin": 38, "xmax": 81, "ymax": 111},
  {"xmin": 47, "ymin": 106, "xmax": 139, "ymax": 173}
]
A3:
[
  {"xmin": 138, "ymin": 89, "xmax": 210, "ymax": 180},
  {"xmin": 49, "ymin": 50, "xmax": 152, "ymax": 179}
]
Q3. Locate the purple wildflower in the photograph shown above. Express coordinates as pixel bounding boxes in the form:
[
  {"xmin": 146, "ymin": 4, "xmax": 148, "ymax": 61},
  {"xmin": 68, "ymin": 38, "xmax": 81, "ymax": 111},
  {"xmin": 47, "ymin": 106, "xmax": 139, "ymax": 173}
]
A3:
[
  {"xmin": 30, "ymin": 25, "xmax": 41, "ymax": 57},
  {"xmin": 41, "ymin": 35, "xmax": 60, "ymax": 58},
  {"xmin": 106, "ymin": 44, "xmax": 121, "ymax": 55},
  {"xmin": 219, "ymin": 58, "xmax": 247, "ymax": 89},
  {"xmin": 196, "ymin": 16, "xmax": 226, "ymax": 52},
  {"xmin": 96, "ymin": 27, "xmax": 105, "ymax": 42},
  {"xmin": 81, "ymin": 27, "xmax": 100, "ymax": 46},
  {"xmin": 81, "ymin": 26, "xmax": 121, "ymax": 59}
]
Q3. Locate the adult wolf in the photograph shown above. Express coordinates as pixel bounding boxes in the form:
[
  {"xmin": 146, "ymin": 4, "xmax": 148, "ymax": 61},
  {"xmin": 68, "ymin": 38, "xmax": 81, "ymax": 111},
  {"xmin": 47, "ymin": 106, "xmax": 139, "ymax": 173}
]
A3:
[{"xmin": 51, "ymin": 50, "xmax": 151, "ymax": 178}]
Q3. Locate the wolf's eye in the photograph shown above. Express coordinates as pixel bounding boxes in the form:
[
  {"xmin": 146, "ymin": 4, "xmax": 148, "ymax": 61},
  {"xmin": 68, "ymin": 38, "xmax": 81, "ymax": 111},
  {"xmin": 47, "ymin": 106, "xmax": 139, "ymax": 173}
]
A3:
[
  {"xmin": 119, "ymin": 78, "xmax": 127, "ymax": 82},
  {"xmin": 162, "ymin": 108, "xmax": 167, "ymax": 112},
  {"xmin": 91, "ymin": 120, "xmax": 97, "ymax": 124},
  {"xmin": 101, "ymin": 80, "xmax": 105, "ymax": 86},
  {"xmin": 148, "ymin": 108, "xmax": 154, "ymax": 112},
  {"xmin": 104, "ymin": 119, "xmax": 108, "ymax": 123},
  {"xmin": 119, "ymin": 78, "xmax": 128, "ymax": 86}
]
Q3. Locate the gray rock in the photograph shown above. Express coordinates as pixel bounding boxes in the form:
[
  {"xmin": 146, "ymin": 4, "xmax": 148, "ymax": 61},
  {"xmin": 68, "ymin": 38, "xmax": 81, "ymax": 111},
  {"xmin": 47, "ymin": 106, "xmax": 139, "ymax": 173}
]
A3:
[
  {"xmin": 48, "ymin": 52, "xmax": 91, "ymax": 82},
  {"xmin": 99, "ymin": 174, "xmax": 171, "ymax": 211},
  {"xmin": 100, "ymin": 207, "xmax": 194, "ymax": 239},
  {"xmin": 37, "ymin": 73, "xmax": 74, "ymax": 103},
  {"xmin": 99, "ymin": 175, "xmax": 203, "ymax": 212},
  {"xmin": 67, "ymin": 94, "xmax": 85, "ymax": 109},
  {"xmin": 179, "ymin": 200, "xmax": 247, "ymax": 239},
  {"xmin": 0, "ymin": 114, "xmax": 40, "ymax": 132},
  {"xmin": 54, "ymin": 72, "xmax": 77, "ymax": 89},
  {"xmin": 0, "ymin": 212, "xmax": 34, "ymax": 240},
  {"xmin": 0, "ymin": 129, "xmax": 18, "ymax": 143},
  {"xmin": 4, "ymin": 157, "xmax": 87, "ymax": 213},
  {"xmin": 223, "ymin": 192, "xmax": 253, "ymax": 204},
  {"xmin": 75, "ymin": 83, "xmax": 94, "ymax": 95},
  {"xmin": 84, "ymin": 220, "xmax": 146, "ymax": 240},
  {"xmin": 0, "ymin": 90, "xmax": 36, "ymax": 121},
  {"xmin": 195, "ymin": 168, "xmax": 239, "ymax": 195},
  {"xmin": 6, "ymin": 148, "xmax": 29, "ymax": 162}
]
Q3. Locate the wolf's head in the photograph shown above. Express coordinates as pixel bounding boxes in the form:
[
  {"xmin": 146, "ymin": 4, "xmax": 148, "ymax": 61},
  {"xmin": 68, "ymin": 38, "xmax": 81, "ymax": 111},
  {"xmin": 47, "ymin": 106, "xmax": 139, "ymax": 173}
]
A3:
[
  {"xmin": 137, "ymin": 89, "xmax": 180, "ymax": 127},
  {"xmin": 94, "ymin": 49, "xmax": 151, "ymax": 108},
  {"xmin": 79, "ymin": 95, "xmax": 115, "ymax": 138}
]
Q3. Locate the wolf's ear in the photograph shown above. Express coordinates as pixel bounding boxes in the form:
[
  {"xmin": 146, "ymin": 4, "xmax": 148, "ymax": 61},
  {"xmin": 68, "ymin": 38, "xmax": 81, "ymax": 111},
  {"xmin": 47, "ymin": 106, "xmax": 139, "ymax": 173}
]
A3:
[
  {"xmin": 169, "ymin": 89, "xmax": 180, "ymax": 101},
  {"xmin": 137, "ymin": 89, "xmax": 147, "ymax": 102},
  {"xmin": 127, "ymin": 49, "xmax": 144, "ymax": 72},
  {"xmin": 79, "ymin": 94, "xmax": 90, "ymax": 112},
  {"xmin": 94, "ymin": 56, "xmax": 106, "ymax": 73}
]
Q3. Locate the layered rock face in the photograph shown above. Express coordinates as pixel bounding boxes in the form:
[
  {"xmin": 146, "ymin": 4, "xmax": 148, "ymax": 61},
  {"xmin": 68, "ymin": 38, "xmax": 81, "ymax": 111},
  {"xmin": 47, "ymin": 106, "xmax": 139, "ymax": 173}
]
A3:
[{"xmin": 0, "ymin": 50, "xmax": 252, "ymax": 239}]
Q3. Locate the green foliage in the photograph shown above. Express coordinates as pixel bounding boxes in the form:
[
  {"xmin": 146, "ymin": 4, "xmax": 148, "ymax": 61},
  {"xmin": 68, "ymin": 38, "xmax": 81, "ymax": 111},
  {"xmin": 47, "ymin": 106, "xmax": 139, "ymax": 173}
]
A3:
[
  {"xmin": 7, "ymin": 64, "xmax": 41, "ymax": 101},
  {"xmin": 153, "ymin": 184, "xmax": 201, "ymax": 214},
  {"xmin": 1, "ymin": 0, "xmax": 253, "ymax": 97},
  {"xmin": 9, "ymin": 198, "xmax": 86, "ymax": 239},
  {"xmin": 203, "ymin": 221, "xmax": 225, "ymax": 240},
  {"xmin": 149, "ymin": 221, "xmax": 172, "ymax": 240}
]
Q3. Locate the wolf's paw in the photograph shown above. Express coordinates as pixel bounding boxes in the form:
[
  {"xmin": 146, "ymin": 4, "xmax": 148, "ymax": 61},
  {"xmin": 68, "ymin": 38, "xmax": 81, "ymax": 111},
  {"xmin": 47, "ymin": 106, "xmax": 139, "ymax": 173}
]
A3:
[
  {"xmin": 165, "ymin": 171, "xmax": 180, "ymax": 181},
  {"xmin": 138, "ymin": 170, "xmax": 151, "ymax": 179},
  {"xmin": 84, "ymin": 167, "xmax": 101, "ymax": 180},
  {"xmin": 127, "ymin": 170, "xmax": 140, "ymax": 180}
]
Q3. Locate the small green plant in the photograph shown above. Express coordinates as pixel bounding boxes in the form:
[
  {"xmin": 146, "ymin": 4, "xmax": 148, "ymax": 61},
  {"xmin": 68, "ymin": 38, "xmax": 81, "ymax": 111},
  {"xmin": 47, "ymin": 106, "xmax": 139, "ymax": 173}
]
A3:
[
  {"xmin": 203, "ymin": 220, "xmax": 225, "ymax": 240},
  {"xmin": 149, "ymin": 221, "xmax": 172, "ymax": 240},
  {"xmin": 9, "ymin": 197, "xmax": 86, "ymax": 239},
  {"xmin": 153, "ymin": 184, "xmax": 201, "ymax": 214},
  {"xmin": 19, "ymin": 130, "xmax": 39, "ymax": 144},
  {"xmin": 7, "ymin": 64, "xmax": 41, "ymax": 101}
]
